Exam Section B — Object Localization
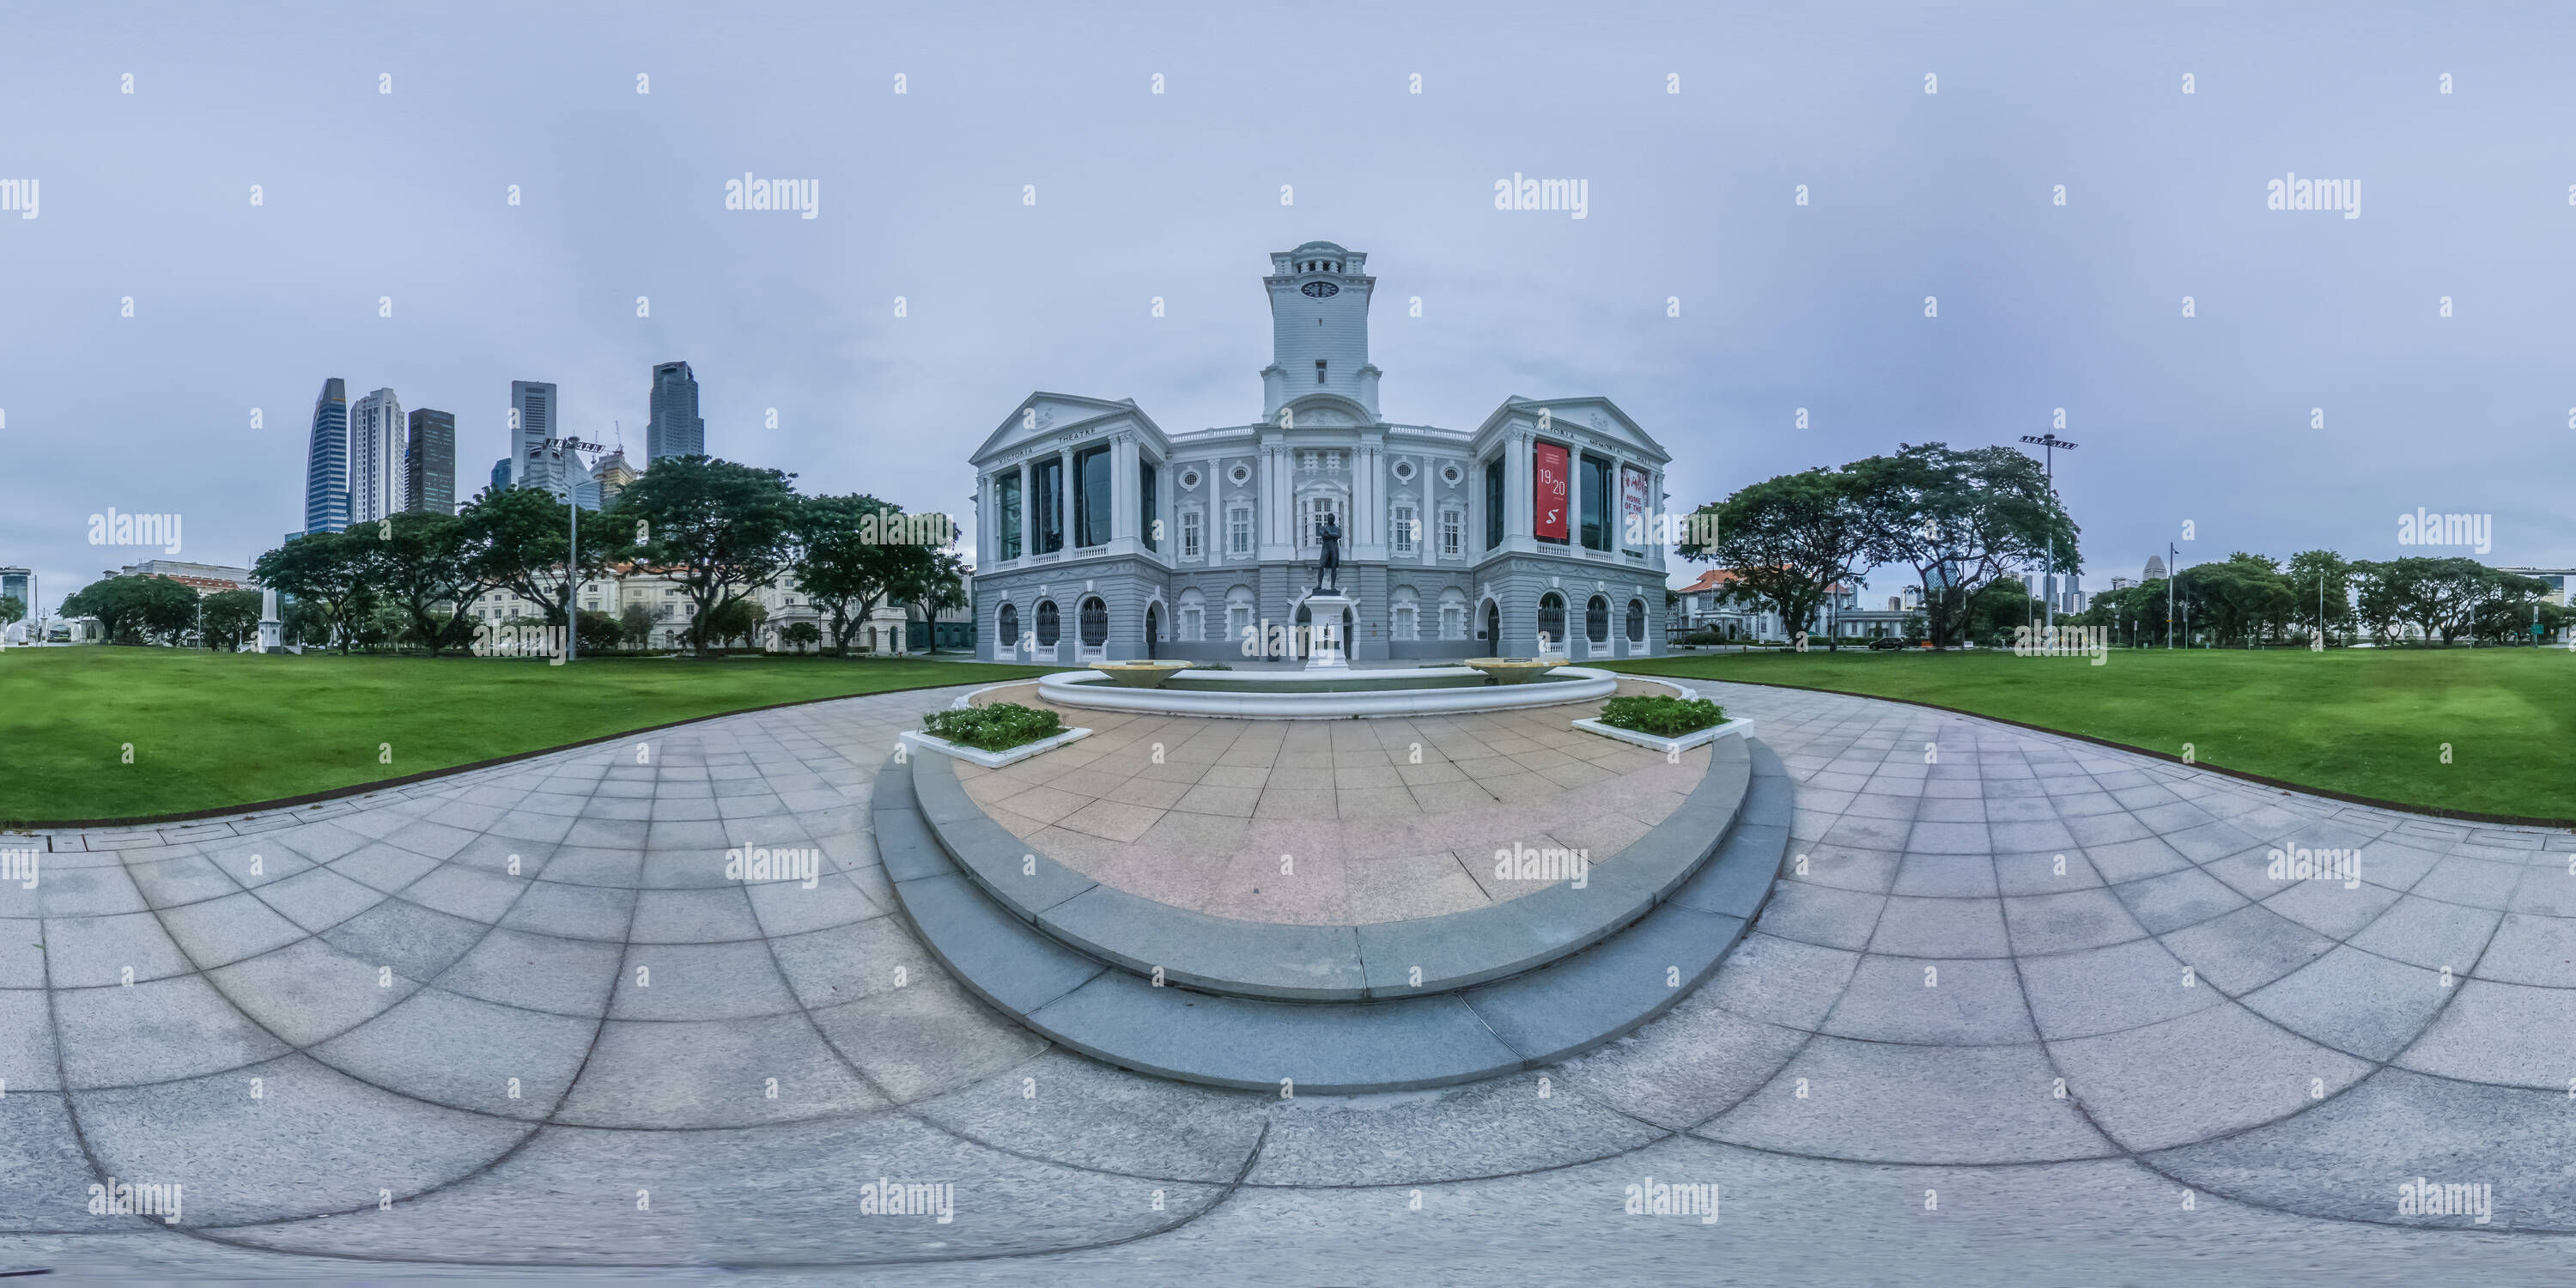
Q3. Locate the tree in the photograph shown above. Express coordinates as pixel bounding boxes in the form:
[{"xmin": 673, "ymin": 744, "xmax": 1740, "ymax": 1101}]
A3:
[
  {"xmin": 197, "ymin": 589, "xmax": 264, "ymax": 652},
  {"xmin": 702, "ymin": 597, "xmax": 768, "ymax": 648},
  {"xmin": 253, "ymin": 530, "xmax": 379, "ymax": 653},
  {"xmin": 2354, "ymin": 556, "xmax": 2491, "ymax": 645},
  {"xmin": 1848, "ymin": 443, "xmax": 2079, "ymax": 648},
  {"xmin": 281, "ymin": 595, "xmax": 333, "ymax": 647},
  {"xmin": 2170, "ymin": 552, "xmax": 2294, "ymax": 647},
  {"xmin": 617, "ymin": 458, "xmax": 800, "ymax": 656},
  {"xmin": 361, "ymin": 511, "xmax": 486, "ymax": 655},
  {"xmin": 576, "ymin": 608, "xmax": 625, "ymax": 654},
  {"xmin": 457, "ymin": 485, "xmax": 629, "ymax": 632},
  {"xmin": 0, "ymin": 595, "xmax": 22, "ymax": 629},
  {"xmin": 782, "ymin": 621, "xmax": 823, "ymax": 653},
  {"xmin": 890, "ymin": 546, "xmax": 969, "ymax": 654},
  {"xmin": 1678, "ymin": 468, "xmax": 1876, "ymax": 651},
  {"xmin": 2284, "ymin": 550, "xmax": 2358, "ymax": 645},
  {"xmin": 618, "ymin": 602, "xmax": 658, "ymax": 649},
  {"xmin": 1965, "ymin": 578, "xmax": 2038, "ymax": 647},
  {"xmin": 793, "ymin": 493, "xmax": 907, "ymax": 655},
  {"xmin": 61, "ymin": 575, "xmax": 203, "ymax": 646}
]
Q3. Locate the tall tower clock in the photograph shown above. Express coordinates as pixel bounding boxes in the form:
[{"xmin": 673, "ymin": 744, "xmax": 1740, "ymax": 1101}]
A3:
[{"xmin": 1261, "ymin": 241, "xmax": 1382, "ymax": 422}]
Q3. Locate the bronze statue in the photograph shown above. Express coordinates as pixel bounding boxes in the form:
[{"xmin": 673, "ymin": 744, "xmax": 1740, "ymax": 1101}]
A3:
[{"xmin": 1315, "ymin": 513, "xmax": 1342, "ymax": 592}]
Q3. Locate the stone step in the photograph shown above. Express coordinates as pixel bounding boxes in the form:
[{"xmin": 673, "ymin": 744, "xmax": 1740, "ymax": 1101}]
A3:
[
  {"xmin": 878, "ymin": 742, "xmax": 1790, "ymax": 1095},
  {"xmin": 904, "ymin": 733, "xmax": 1759, "ymax": 1000}
]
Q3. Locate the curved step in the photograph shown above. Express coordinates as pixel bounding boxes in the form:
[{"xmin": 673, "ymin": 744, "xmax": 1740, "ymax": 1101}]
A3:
[
  {"xmin": 877, "ymin": 742, "xmax": 1791, "ymax": 1095},
  {"xmin": 906, "ymin": 732, "xmax": 1755, "ymax": 1000}
]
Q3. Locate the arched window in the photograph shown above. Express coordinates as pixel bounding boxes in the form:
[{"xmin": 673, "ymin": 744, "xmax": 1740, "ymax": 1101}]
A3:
[
  {"xmin": 1036, "ymin": 600, "xmax": 1060, "ymax": 646},
  {"xmin": 998, "ymin": 603, "xmax": 1019, "ymax": 647},
  {"xmin": 1537, "ymin": 593, "xmax": 1565, "ymax": 648},
  {"xmin": 1585, "ymin": 595, "xmax": 1609, "ymax": 644},
  {"xmin": 1626, "ymin": 598, "xmax": 1647, "ymax": 642},
  {"xmin": 1079, "ymin": 596, "xmax": 1109, "ymax": 647}
]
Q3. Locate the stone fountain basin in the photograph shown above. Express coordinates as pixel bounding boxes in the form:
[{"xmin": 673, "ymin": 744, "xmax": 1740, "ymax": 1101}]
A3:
[
  {"xmin": 1462, "ymin": 657, "xmax": 1561, "ymax": 684},
  {"xmin": 1091, "ymin": 660, "xmax": 1193, "ymax": 689}
]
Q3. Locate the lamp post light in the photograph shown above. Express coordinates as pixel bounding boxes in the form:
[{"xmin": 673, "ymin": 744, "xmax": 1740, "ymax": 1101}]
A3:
[
  {"xmin": 541, "ymin": 435, "xmax": 605, "ymax": 661},
  {"xmin": 2020, "ymin": 434, "xmax": 2078, "ymax": 643},
  {"xmin": 2166, "ymin": 541, "xmax": 2180, "ymax": 650}
]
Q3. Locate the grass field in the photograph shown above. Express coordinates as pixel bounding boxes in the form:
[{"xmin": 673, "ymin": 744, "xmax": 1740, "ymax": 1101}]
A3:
[
  {"xmin": 1614, "ymin": 647, "xmax": 2576, "ymax": 823},
  {"xmin": 0, "ymin": 648, "xmax": 1049, "ymax": 825}
]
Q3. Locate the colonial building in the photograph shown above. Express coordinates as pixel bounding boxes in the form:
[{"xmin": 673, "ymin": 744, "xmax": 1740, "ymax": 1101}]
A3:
[{"xmin": 967, "ymin": 241, "xmax": 1674, "ymax": 665}]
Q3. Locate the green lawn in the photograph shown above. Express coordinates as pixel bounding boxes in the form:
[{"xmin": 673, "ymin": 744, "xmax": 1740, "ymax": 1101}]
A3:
[
  {"xmin": 1614, "ymin": 647, "xmax": 2576, "ymax": 823},
  {"xmin": 0, "ymin": 648, "xmax": 1049, "ymax": 826}
]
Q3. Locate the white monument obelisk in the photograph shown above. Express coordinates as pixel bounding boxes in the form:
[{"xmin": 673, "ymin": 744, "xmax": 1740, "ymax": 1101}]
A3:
[{"xmin": 257, "ymin": 587, "xmax": 283, "ymax": 653}]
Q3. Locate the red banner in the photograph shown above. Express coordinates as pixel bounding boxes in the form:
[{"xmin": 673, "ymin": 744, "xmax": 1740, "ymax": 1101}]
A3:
[{"xmin": 1534, "ymin": 442, "xmax": 1569, "ymax": 541}]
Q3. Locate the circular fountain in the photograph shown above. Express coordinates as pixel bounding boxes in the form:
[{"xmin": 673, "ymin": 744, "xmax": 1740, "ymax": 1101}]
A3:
[{"xmin": 1033, "ymin": 660, "xmax": 1616, "ymax": 719}]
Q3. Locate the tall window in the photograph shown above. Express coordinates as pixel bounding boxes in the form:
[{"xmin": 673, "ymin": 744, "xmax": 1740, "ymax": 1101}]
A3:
[
  {"xmin": 1626, "ymin": 598, "xmax": 1647, "ymax": 642},
  {"xmin": 1440, "ymin": 507, "xmax": 1462, "ymax": 559},
  {"xmin": 1073, "ymin": 445, "xmax": 1113, "ymax": 548},
  {"xmin": 1032, "ymin": 458, "xmax": 1064, "ymax": 554},
  {"xmin": 998, "ymin": 603, "xmax": 1018, "ymax": 648},
  {"xmin": 1391, "ymin": 505, "xmax": 1417, "ymax": 556},
  {"xmin": 1441, "ymin": 599, "xmax": 1466, "ymax": 640},
  {"xmin": 1182, "ymin": 510, "xmax": 1203, "ymax": 559},
  {"xmin": 1078, "ymin": 597, "xmax": 1109, "ymax": 647},
  {"xmin": 1537, "ymin": 592, "xmax": 1566, "ymax": 649},
  {"xmin": 1228, "ymin": 505, "xmax": 1253, "ymax": 557},
  {"xmin": 1226, "ymin": 592, "xmax": 1253, "ymax": 643},
  {"xmin": 1485, "ymin": 458, "xmax": 1505, "ymax": 550},
  {"xmin": 1393, "ymin": 602, "xmax": 1418, "ymax": 641},
  {"xmin": 1036, "ymin": 600, "xmax": 1060, "ymax": 646},
  {"xmin": 997, "ymin": 471, "xmax": 1023, "ymax": 560},
  {"xmin": 1139, "ymin": 460, "xmax": 1157, "ymax": 551},
  {"xmin": 1579, "ymin": 454, "xmax": 1613, "ymax": 551},
  {"xmin": 1586, "ymin": 595, "xmax": 1610, "ymax": 644},
  {"xmin": 1301, "ymin": 495, "xmax": 1340, "ymax": 549}
]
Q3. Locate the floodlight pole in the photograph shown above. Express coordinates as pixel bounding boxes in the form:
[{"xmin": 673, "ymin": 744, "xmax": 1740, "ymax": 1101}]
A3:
[
  {"xmin": 2020, "ymin": 434, "xmax": 2077, "ymax": 641},
  {"xmin": 2166, "ymin": 542, "xmax": 2179, "ymax": 649}
]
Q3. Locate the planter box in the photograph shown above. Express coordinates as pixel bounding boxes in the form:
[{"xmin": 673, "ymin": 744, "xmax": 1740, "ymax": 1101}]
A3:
[
  {"xmin": 1571, "ymin": 715, "xmax": 1755, "ymax": 755},
  {"xmin": 900, "ymin": 726, "xmax": 1092, "ymax": 769}
]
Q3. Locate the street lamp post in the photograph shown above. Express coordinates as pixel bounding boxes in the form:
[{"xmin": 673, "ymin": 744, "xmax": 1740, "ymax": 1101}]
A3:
[
  {"xmin": 2166, "ymin": 542, "xmax": 2179, "ymax": 650},
  {"xmin": 541, "ymin": 435, "xmax": 605, "ymax": 661},
  {"xmin": 2020, "ymin": 434, "xmax": 2078, "ymax": 642}
]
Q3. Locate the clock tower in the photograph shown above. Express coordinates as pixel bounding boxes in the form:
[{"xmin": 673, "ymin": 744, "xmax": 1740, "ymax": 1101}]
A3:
[{"xmin": 1261, "ymin": 241, "xmax": 1380, "ymax": 422}]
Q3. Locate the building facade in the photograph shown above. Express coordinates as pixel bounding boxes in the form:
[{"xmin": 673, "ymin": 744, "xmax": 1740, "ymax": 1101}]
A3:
[
  {"xmin": 348, "ymin": 387, "xmax": 405, "ymax": 525},
  {"xmin": 969, "ymin": 241, "xmax": 1672, "ymax": 665},
  {"xmin": 303, "ymin": 377, "xmax": 349, "ymax": 534},
  {"xmin": 405, "ymin": 407, "xmax": 457, "ymax": 514},
  {"xmin": 647, "ymin": 361, "xmax": 705, "ymax": 464}
]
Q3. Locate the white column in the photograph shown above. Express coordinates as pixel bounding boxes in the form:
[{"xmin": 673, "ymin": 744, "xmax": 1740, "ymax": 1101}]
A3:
[
  {"xmin": 1058, "ymin": 448, "xmax": 1073, "ymax": 550},
  {"xmin": 1111, "ymin": 434, "xmax": 1138, "ymax": 545},
  {"xmin": 1018, "ymin": 462, "xmax": 1032, "ymax": 558},
  {"xmin": 1506, "ymin": 431, "xmax": 1533, "ymax": 541}
]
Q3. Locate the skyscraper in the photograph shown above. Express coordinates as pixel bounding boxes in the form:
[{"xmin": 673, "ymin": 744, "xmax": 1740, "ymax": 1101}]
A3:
[
  {"xmin": 348, "ymin": 387, "xmax": 405, "ymax": 524},
  {"xmin": 511, "ymin": 380, "xmax": 559, "ymax": 494},
  {"xmin": 647, "ymin": 361, "xmax": 703, "ymax": 463},
  {"xmin": 405, "ymin": 408, "xmax": 456, "ymax": 513},
  {"xmin": 593, "ymin": 448, "xmax": 637, "ymax": 505},
  {"xmin": 489, "ymin": 457, "xmax": 512, "ymax": 496},
  {"xmin": 302, "ymin": 377, "xmax": 349, "ymax": 534}
]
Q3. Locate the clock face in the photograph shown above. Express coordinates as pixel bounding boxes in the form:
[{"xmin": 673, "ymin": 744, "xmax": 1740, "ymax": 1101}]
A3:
[{"xmin": 1300, "ymin": 281, "xmax": 1340, "ymax": 298}]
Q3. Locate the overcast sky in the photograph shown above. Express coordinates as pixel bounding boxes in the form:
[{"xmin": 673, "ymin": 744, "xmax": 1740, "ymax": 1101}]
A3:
[{"xmin": 3, "ymin": 1, "xmax": 2571, "ymax": 611}]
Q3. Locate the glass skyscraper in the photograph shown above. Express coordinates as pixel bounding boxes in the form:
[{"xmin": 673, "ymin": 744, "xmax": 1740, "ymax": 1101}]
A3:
[
  {"xmin": 406, "ymin": 407, "xmax": 456, "ymax": 513},
  {"xmin": 511, "ymin": 380, "xmax": 559, "ymax": 493},
  {"xmin": 303, "ymin": 377, "xmax": 349, "ymax": 533},
  {"xmin": 647, "ymin": 361, "xmax": 703, "ymax": 463}
]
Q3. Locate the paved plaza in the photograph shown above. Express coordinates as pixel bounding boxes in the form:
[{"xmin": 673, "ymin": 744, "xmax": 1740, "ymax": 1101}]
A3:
[
  {"xmin": 4, "ymin": 677, "xmax": 2575, "ymax": 1284},
  {"xmin": 955, "ymin": 678, "xmax": 1707, "ymax": 922}
]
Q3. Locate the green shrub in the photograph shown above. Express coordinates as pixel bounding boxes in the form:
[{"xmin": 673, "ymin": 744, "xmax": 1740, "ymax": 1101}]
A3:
[
  {"xmin": 921, "ymin": 702, "xmax": 1066, "ymax": 752},
  {"xmin": 1596, "ymin": 694, "xmax": 1725, "ymax": 738}
]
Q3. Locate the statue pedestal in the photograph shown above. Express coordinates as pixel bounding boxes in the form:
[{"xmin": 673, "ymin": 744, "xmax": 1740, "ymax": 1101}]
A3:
[{"xmin": 1301, "ymin": 592, "xmax": 1354, "ymax": 671}]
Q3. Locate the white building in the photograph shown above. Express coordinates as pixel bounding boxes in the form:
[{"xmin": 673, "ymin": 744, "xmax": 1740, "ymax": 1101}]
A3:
[
  {"xmin": 348, "ymin": 387, "xmax": 406, "ymax": 525},
  {"xmin": 968, "ymin": 241, "xmax": 1673, "ymax": 665}
]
